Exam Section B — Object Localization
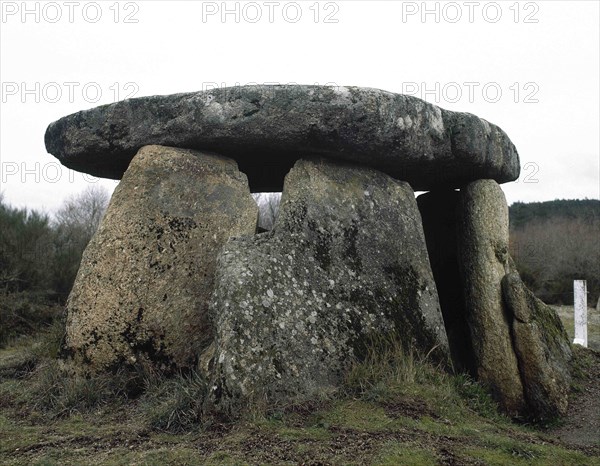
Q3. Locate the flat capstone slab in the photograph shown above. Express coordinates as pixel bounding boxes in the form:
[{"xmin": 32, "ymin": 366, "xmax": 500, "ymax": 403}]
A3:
[{"xmin": 44, "ymin": 85, "xmax": 520, "ymax": 192}]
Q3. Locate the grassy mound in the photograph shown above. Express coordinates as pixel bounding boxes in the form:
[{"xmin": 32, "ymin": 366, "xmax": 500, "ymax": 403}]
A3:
[{"xmin": 1, "ymin": 320, "xmax": 598, "ymax": 465}]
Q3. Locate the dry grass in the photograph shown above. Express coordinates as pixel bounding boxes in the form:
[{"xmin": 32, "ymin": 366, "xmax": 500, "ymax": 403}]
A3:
[
  {"xmin": 553, "ymin": 305, "xmax": 600, "ymax": 351},
  {"xmin": 0, "ymin": 317, "xmax": 598, "ymax": 464}
]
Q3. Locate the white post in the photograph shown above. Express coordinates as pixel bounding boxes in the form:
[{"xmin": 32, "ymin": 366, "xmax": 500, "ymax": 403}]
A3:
[{"xmin": 573, "ymin": 280, "xmax": 587, "ymax": 347}]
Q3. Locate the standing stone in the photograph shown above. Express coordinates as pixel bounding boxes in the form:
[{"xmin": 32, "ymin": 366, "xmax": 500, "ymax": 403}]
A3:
[
  {"xmin": 502, "ymin": 272, "xmax": 572, "ymax": 420},
  {"xmin": 417, "ymin": 190, "xmax": 474, "ymax": 375},
  {"xmin": 457, "ymin": 179, "xmax": 526, "ymax": 416},
  {"xmin": 64, "ymin": 145, "xmax": 258, "ymax": 373},
  {"xmin": 208, "ymin": 158, "xmax": 450, "ymax": 414}
]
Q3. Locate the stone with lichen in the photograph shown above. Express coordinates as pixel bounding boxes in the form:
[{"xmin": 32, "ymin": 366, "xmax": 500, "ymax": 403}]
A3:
[
  {"xmin": 502, "ymin": 272, "xmax": 572, "ymax": 420},
  {"xmin": 457, "ymin": 179, "xmax": 526, "ymax": 417},
  {"xmin": 44, "ymin": 85, "xmax": 520, "ymax": 192},
  {"xmin": 207, "ymin": 158, "xmax": 450, "ymax": 414},
  {"xmin": 64, "ymin": 145, "xmax": 257, "ymax": 373}
]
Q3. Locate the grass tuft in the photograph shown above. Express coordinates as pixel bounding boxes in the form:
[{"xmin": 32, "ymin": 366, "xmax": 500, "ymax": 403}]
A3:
[
  {"xmin": 139, "ymin": 371, "xmax": 208, "ymax": 433},
  {"xmin": 22, "ymin": 360, "xmax": 134, "ymax": 417},
  {"xmin": 452, "ymin": 373, "xmax": 503, "ymax": 421},
  {"xmin": 344, "ymin": 333, "xmax": 421, "ymax": 398}
]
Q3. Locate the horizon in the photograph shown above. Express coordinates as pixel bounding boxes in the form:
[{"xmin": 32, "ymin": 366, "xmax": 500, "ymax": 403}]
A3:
[
  {"xmin": 2, "ymin": 186, "xmax": 599, "ymax": 220},
  {"xmin": 1, "ymin": 1, "xmax": 599, "ymax": 211}
]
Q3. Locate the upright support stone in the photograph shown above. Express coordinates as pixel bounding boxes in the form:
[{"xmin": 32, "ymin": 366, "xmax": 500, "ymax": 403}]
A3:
[
  {"xmin": 573, "ymin": 280, "xmax": 588, "ymax": 347},
  {"xmin": 64, "ymin": 145, "xmax": 258, "ymax": 373},
  {"xmin": 457, "ymin": 179, "xmax": 526, "ymax": 416},
  {"xmin": 208, "ymin": 158, "xmax": 450, "ymax": 414},
  {"xmin": 502, "ymin": 273, "xmax": 572, "ymax": 420}
]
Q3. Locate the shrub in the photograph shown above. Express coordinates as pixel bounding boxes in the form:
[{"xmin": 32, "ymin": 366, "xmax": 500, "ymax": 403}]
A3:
[{"xmin": 0, "ymin": 291, "xmax": 63, "ymax": 348}]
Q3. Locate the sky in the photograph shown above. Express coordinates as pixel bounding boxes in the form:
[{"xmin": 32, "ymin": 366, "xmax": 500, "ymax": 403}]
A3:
[{"xmin": 1, "ymin": 0, "xmax": 599, "ymax": 215}]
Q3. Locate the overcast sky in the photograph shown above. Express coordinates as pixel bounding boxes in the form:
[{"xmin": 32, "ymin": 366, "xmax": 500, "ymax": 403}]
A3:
[{"xmin": 1, "ymin": 0, "xmax": 598, "ymax": 214}]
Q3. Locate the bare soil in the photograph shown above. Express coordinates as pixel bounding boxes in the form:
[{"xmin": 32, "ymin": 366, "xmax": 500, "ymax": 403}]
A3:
[{"xmin": 548, "ymin": 346, "xmax": 600, "ymax": 454}]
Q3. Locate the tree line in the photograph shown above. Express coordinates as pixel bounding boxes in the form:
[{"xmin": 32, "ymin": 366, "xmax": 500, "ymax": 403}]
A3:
[
  {"xmin": 0, "ymin": 187, "xmax": 109, "ymax": 345},
  {"xmin": 509, "ymin": 199, "xmax": 600, "ymax": 305}
]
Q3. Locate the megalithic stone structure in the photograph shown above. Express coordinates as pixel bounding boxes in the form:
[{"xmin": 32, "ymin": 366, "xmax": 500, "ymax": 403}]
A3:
[
  {"xmin": 45, "ymin": 85, "xmax": 572, "ymax": 421},
  {"xmin": 457, "ymin": 180, "xmax": 527, "ymax": 417}
]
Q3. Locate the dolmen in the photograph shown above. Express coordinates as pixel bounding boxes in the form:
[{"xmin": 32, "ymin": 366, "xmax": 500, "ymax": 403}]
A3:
[{"xmin": 45, "ymin": 85, "xmax": 571, "ymax": 421}]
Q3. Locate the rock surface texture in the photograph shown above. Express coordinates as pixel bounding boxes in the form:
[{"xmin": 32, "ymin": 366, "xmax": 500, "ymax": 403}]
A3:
[
  {"xmin": 502, "ymin": 272, "xmax": 572, "ymax": 420},
  {"xmin": 44, "ymin": 85, "xmax": 520, "ymax": 191},
  {"xmin": 457, "ymin": 180, "xmax": 526, "ymax": 416},
  {"xmin": 457, "ymin": 179, "xmax": 572, "ymax": 420},
  {"xmin": 208, "ymin": 158, "xmax": 450, "ymax": 413},
  {"xmin": 64, "ymin": 145, "xmax": 258, "ymax": 373}
]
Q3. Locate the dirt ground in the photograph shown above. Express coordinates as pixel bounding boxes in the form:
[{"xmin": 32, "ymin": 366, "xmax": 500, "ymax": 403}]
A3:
[{"xmin": 548, "ymin": 346, "xmax": 600, "ymax": 452}]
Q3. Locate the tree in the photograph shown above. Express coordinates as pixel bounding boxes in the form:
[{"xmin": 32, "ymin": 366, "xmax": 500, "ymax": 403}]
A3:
[
  {"xmin": 0, "ymin": 193, "xmax": 54, "ymax": 293},
  {"xmin": 0, "ymin": 193, "xmax": 58, "ymax": 345},
  {"xmin": 509, "ymin": 203, "xmax": 600, "ymax": 304},
  {"xmin": 52, "ymin": 186, "xmax": 110, "ymax": 298},
  {"xmin": 54, "ymin": 186, "xmax": 110, "ymax": 240}
]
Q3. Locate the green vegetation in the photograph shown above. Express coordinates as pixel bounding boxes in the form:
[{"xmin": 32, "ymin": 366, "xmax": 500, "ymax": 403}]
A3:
[
  {"xmin": 509, "ymin": 199, "xmax": 600, "ymax": 230},
  {"xmin": 509, "ymin": 199, "xmax": 600, "ymax": 304},
  {"xmin": 139, "ymin": 371, "xmax": 207, "ymax": 433},
  {"xmin": 1, "ymin": 322, "xmax": 598, "ymax": 465},
  {"xmin": 0, "ymin": 188, "xmax": 108, "ymax": 348}
]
